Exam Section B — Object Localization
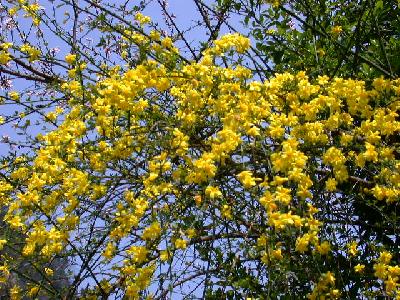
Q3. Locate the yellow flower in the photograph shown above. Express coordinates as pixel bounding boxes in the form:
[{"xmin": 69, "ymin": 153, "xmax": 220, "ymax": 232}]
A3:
[
  {"xmin": 102, "ymin": 242, "xmax": 115, "ymax": 260},
  {"xmin": 194, "ymin": 195, "xmax": 202, "ymax": 206},
  {"xmin": 378, "ymin": 251, "xmax": 392, "ymax": 264},
  {"xmin": 20, "ymin": 44, "xmax": 40, "ymax": 62},
  {"xmin": 149, "ymin": 30, "xmax": 160, "ymax": 41},
  {"xmin": 221, "ymin": 204, "xmax": 232, "ymax": 219},
  {"xmin": 325, "ymin": 178, "xmax": 337, "ymax": 192},
  {"xmin": 0, "ymin": 239, "xmax": 6, "ymax": 251},
  {"xmin": 127, "ymin": 246, "xmax": 148, "ymax": 263},
  {"xmin": 330, "ymin": 289, "xmax": 341, "ymax": 298},
  {"xmin": 354, "ymin": 264, "xmax": 365, "ymax": 273},
  {"xmin": 8, "ymin": 7, "xmax": 18, "ymax": 16},
  {"xmin": 0, "ymin": 51, "xmax": 11, "ymax": 65},
  {"xmin": 261, "ymin": 251, "xmax": 269, "ymax": 265},
  {"xmin": 340, "ymin": 133, "xmax": 352, "ymax": 146},
  {"xmin": 373, "ymin": 77, "xmax": 391, "ymax": 91},
  {"xmin": 237, "ymin": 170, "xmax": 258, "ymax": 189},
  {"xmin": 363, "ymin": 142, "xmax": 378, "ymax": 162},
  {"xmin": 388, "ymin": 265, "xmax": 400, "ymax": 277},
  {"xmin": 186, "ymin": 228, "xmax": 196, "ymax": 238},
  {"xmin": 142, "ymin": 222, "xmax": 161, "ymax": 240},
  {"xmin": 317, "ymin": 49, "xmax": 326, "ymax": 56},
  {"xmin": 8, "ymin": 216, "xmax": 24, "ymax": 229},
  {"xmin": 65, "ymin": 53, "xmax": 77, "ymax": 65},
  {"xmin": 205, "ymin": 186, "xmax": 222, "ymax": 199},
  {"xmin": 323, "ymin": 147, "xmax": 346, "ymax": 168},
  {"xmin": 374, "ymin": 262, "xmax": 387, "ymax": 279},
  {"xmin": 331, "ymin": 26, "xmax": 343, "ymax": 36},
  {"xmin": 0, "ymin": 43, "xmax": 13, "ymax": 50},
  {"xmin": 347, "ymin": 241, "xmax": 358, "ymax": 256},
  {"xmin": 270, "ymin": 248, "xmax": 283, "ymax": 260},
  {"xmin": 295, "ymin": 234, "xmax": 310, "ymax": 253},
  {"xmin": 10, "ymin": 285, "xmax": 21, "ymax": 300},
  {"xmin": 44, "ymin": 268, "xmax": 53, "ymax": 276},
  {"xmin": 161, "ymin": 37, "xmax": 173, "ymax": 49},
  {"xmin": 274, "ymin": 186, "xmax": 292, "ymax": 205},
  {"xmin": 28, "ymin": 286, "xmax": 39, "ymax": 297},
  {"xmin": 160, "ymin": 250, "xmax": 170, "ymax": 261},
  {"xmin": 316, "ymin": 241, "xmax": 331, "ymax": 255},
  {"xmin": 324, "ymin": 271, "xmax": 336, "ymax": 285},
  {"xmin": 246, "ymin": 126, "xmax": 260, "ymax": 137},
  {"xmin": 46, "ymin": 111, "xmax": 57, "ymax": 122},
  {"xmin": 384, "ymin": 276, "xmax": 397, "ymax": 294},
  {"xmin": 257, "ymin": 235, "xmax": 268, "ymax": 247},
  {"xmin": 175, "ymin": 238, "xmax": 187, "ymax": 250},
  {"xmin": 135, "ymin": 13, "xmax": 151, "ymax": 25},
  {"xmin": 213, "ymin": 33, "xmax": 250, "ymax": 54}
]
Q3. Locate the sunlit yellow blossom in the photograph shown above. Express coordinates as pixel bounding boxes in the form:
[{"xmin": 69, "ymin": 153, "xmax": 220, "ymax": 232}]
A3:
[
  {"xmin": 315, "ymin": 241, "xmax": 331, "ymax": 255},
  {"xmin": 221, "ymin": 204, "xmax": 232, "ymax": 219},
  {"xmin": 354, "ymin": 264, "xmax": 365, "ymax": 273},
  {"xmin": 378, "ymin": 251, "xmax": 392, "ymax": 264},
  {"xmin": 160, "ymin": 250, "xmax": 170, "ymax": 261},
  {"xmin": 65, "ymin": 53, "xmax": 77, "ymax": 65},
  {"xmin": 142, "ymin": 222, "xmax": 161, "ymax": 240},
  {"xmin": 186, "ymin": 228, "xmax": 196, "ymax": 238},
  {"xmin": 270, "ymin": 248, "xmax": 283, "ymax": 260},
  {"xmin": 175, "ymin": 238, "xmax": 187, "ymax": 250},
  {"xmin": 28, "ymin": 286, "xmax": 39, "ymax": 297},
  {"xmin": 374, "ymin": 263, "xmax": 387, "ymax": 279},
  {"xmin": 44, "ymin": 268, "xmax": 53, "ymax": 276},
  {"xmin": 10, "ymin": 285, "xmax": 21, "ymax": 300},
  {"xmin": 331, "ymin": 26, "xmax": 343, "ymax": 35},
  {"xmin": 194, "ymin": 195, "xmax": 202, "ymax": 206},
  {"xmin": 237, "ymin": 170, "xmax": 258, "ymax": 188},
  {"xmin": 20, "ymin": 44, "xmax": 41, "ymax": 62},
  {"xmin": 205, "ymin": 186, "xmax": 222, "ymax": 199},
  {"xmin": 0, "ymin": 51, "xmax": 11, "ymax": 65},
  {"xmin": 135, "ymin": 12, "xmax": 151, "ymax": 25},
  {"xmin": 102, "ymin": 242, "xmax": 115, "ymax": 260},
  {"xmin": 127, "ymin": 246, "xmax": 148, "ymax": 263},
  {"xmin": 325, "ymin": 178, "xmax": 337, "ymax": 191},
  {"xmin": 296, "ymin": 234, "xmax": 310, "ymax": 253},
  {"xmin": 0, "ymin": 240, "xmax": 6, "ymax": 251},
  {"xmin": 347, "ymin": 241, "xmax": 358, "ymax": 257}
]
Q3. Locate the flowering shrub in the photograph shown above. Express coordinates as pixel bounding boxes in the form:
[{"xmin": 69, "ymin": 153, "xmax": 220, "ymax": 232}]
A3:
[
  {"xmin": 0, "ymin": 2, "xmax": 399, "ymax": 299},
  {"xmin": 1, "ymin": 29, "xmax": 399, "ymax": 298}
]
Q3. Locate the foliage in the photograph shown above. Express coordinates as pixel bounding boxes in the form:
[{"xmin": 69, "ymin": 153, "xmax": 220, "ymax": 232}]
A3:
[
  {"xmin": 227, "ymin": 0, "xmax": 400, "ymax": 79},
  {"xmin": 0, "ymin": 0, "xmax": 399, "ymax": 299}
]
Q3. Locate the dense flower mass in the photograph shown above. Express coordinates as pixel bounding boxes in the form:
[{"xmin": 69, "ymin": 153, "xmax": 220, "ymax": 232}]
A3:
[{"xmin": 0, "ymin": 6, "xmax": 399, "ymax": 298}]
